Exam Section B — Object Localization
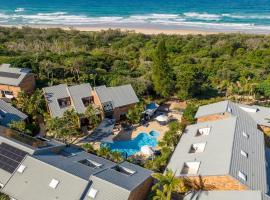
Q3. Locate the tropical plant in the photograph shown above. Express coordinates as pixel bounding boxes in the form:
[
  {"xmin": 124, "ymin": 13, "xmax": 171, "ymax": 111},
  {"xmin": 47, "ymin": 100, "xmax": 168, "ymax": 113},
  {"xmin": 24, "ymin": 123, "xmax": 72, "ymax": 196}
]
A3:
[
  {"xmin": 0, "ymin": 193, "xmax": 9, "ymax": 200},
  {"xmin": 184, "ymin": 175, "xmax": 216, "ymax": 199},
  {"xmin": 45, "ymin": 109, "xmax": 81, "ymax": 143},
  {"xmin": 84, "ymin": 105, "xmax": 101, "ymax": 129},
  {"xmin": 152, "ymin": 170, "xmax": 186, "ymax": 200},
  {"xmin": 15, "ymin": 89, "xmax": 45, "ymax": 119},
  {"xmin": 127, "ymin": 103, "xmax": 144, "ymax": 124},
  {"xmin": 8, "ymin": 120, "xmax": 28, "ymax": 133},
  {"xmin": 97, "ymin": 146, "xmax": 111, "ymax": 159},
  {"xmin": 81, "ymin": 143, "xmax": 96, "ymax": 154},
  {"xmin": 182, "ymin": 103, "xmax": 197, "ymax": 125},
  {"xmin": 110, "ymin": 151, "xmax": 124, "ymax": 163}
]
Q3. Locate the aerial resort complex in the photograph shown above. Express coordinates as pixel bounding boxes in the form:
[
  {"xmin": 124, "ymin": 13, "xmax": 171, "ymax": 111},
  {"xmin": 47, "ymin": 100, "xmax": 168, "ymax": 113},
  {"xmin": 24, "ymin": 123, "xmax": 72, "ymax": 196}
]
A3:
[{"xmin": 1, "ymin": 22, "xmax": 270, "ymax": 200}]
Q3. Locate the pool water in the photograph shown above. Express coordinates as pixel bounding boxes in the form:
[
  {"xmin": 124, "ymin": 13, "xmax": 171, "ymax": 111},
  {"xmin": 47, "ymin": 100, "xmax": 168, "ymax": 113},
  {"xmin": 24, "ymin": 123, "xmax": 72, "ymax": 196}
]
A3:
[
  {"xmin": 149, "ymin": 130, "xmax": 160, "ymax": 137},
  {"xmin": 103, "ymin": 131, "xmax": 159, "ymax": 157}
]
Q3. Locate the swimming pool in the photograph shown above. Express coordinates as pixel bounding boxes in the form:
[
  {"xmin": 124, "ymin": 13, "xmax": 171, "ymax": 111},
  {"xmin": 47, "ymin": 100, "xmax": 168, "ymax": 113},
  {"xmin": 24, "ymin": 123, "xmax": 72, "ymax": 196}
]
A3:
[{"xmin": 103, "ymin": 131, "xmax": 159, "ymax": 157}]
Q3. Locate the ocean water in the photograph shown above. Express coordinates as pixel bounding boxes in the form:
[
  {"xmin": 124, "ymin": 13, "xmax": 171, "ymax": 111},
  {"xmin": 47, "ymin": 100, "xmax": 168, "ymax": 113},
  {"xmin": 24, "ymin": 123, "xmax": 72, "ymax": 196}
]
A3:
[{"xmin": 1, "ymin": 0, "xmax": 270, "ymax": 33}]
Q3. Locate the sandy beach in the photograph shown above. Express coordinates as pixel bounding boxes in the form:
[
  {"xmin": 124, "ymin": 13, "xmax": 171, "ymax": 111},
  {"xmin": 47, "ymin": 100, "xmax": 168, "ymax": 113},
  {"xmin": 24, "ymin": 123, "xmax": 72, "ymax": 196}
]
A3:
[{"xmin": 0, "ymin": 24, "xmax": 217, "ymax": 35}]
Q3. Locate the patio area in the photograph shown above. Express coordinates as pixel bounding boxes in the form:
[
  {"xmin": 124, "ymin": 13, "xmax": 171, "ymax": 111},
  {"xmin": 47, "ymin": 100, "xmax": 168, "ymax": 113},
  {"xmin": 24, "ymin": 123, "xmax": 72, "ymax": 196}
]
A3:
[{"xmin": 114, "ymin": 100, "xmax": 185, "ymax": 143}]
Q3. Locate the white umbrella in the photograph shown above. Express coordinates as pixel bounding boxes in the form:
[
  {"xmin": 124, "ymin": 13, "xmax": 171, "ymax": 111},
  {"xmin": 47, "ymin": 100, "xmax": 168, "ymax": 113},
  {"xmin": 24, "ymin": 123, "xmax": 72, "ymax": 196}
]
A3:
[
  {"xmin": 141, "ymin": 145, "xmax": 154, "ymax": 155},
  {"xmin": 155, "ymin": 114, "xmax": 169, "ymax": 122}
]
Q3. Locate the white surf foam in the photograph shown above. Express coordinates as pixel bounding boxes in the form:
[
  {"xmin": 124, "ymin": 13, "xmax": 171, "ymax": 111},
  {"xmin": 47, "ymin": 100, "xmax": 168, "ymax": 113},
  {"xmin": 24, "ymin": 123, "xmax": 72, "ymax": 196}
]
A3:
[
  {"xmin": 1, "ymin": 11, "xmax": 270, "ymax": 32},
  {"xmin": 15, "ymin": 8, "xmax": 25, "ymax": 12},
  {"xmin": 183, "ymin": 12, "xmax": 221, "ymax": 21}
]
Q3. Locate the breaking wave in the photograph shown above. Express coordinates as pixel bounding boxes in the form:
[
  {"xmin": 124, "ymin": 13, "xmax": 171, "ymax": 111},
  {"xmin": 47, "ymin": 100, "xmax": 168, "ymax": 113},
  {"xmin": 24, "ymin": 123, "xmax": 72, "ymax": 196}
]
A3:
[{"xmin": 1, "ymin": 11, "xmax": 270, "ymax": 32}]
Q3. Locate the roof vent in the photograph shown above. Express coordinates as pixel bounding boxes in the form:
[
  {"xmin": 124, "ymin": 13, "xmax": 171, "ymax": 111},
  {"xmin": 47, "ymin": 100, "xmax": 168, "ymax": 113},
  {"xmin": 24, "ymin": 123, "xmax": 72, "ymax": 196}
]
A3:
[
  {"xmin": 240, "ymin": 150, "xmax": 248, "ymax": 158},
  {"xmin": 112, "ymin": 165, "xmax": 136, "ymax": 176},
  {"xmin": 243, "ymin": 132, "xmax": 249, "ymax": 138},
  {"xmin": 88, "ymin": 188, "xmax": 98, "ymax": 198},
  {"xmin": 78, "ymin": 159, "xmax": 102, "ymax": 168},
  {"xmin": 240, "ymin": 106, "xmax": 258, "ymax": 113},
  {"xmin": 49, "ymin": 179, "xmax": 59, "ymax": 189},
  {"xmin": 181, "ymin": 162, "xmax": 200, "ymax": 175},
  {"xmin": 227, "ymin": 107, "xmax": 232, "ymax": 113},
  {"xmin": 189, "ymin": 143, "xmax": 206, "ymax": 153},
  {"xmin": 17, "ymin": 165, "xmax": 26, "ymax": 173},
  {"xmin": 196, "ymin": 127, "xmax": 211, "ymax": 136},
  {"xmin": 238, "ymin": 171, "xmax": 247, "ymax": 181}
]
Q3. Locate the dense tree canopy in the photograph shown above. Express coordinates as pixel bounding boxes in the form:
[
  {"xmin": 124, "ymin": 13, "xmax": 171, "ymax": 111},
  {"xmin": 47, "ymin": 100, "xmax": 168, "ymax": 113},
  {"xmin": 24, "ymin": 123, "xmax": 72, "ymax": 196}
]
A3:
[{"xmin": 1, "ymin": 27, "xmax": 270, "ymax": 101}]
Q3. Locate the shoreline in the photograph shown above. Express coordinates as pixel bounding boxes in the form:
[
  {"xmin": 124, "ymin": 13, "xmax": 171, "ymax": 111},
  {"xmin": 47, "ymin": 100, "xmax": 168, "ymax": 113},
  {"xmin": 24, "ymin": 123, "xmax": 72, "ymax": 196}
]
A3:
[
  {"xmin": 1, "ymin": 24, "xmax": 270, "ymax": 35},
  {"xmin": 0, "ymin": 24, "xmax": 224, "ymax": 35}
]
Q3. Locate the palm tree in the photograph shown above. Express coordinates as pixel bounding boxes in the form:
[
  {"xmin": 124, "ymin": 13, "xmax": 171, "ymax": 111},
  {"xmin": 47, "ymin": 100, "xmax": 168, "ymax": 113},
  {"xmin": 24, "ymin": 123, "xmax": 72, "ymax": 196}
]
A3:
[
  {"xmin": 110, "ymin": 151, "xmax": 124, "ymax": 163},
  {"xmin": 84, "ymin": 105, "xmax": 101, "ymax": 129},
  {"xmin": 97, "ymin": 146, "xmax": 111, "ymax": 159},
  {"xmin": 152, "ymin": 170, "xmax": 186, "ymax": 200},
  {"xmin": 184, "ymin": 175, "xmax": 216, "ymax": 200}
]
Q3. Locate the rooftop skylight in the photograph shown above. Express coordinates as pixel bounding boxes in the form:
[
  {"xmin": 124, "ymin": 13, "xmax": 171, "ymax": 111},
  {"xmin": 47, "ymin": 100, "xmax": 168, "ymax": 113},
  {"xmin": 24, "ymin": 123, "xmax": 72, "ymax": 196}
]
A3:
[
  {"xmin": 239, "ymin": 106, "xmax": 258, "ymax": 113},
  {"xmin": 78, "ymin": 159, "xmax": 102, "ymax": 168},
  {"xmin": 181, "ymin": 162, "xmax": 200, "ymax": 175},
  {"xmin": 189, "ymin": 143, "xmax": 206, "ymax": 153},
  {"xmin": 243, "ymin": 132, "xmax": 249, "ymax": 138},
  {"xmin": 112, "ymin": 165, "xmax": 136, "ymax": 176},
  {"xmin": 88, "ymin": 188, "xmax": 98, "ymax": 198},
  {"xmin": 240, "ymin": 150, "xmax": 248, "ymax": 158},
  {"xmin": 49, "ymin": 179, "xmax": 59, "ymax": 189},
  {"xmin": 238, "ymin": 171, "xmax": 247, "ymax": 181},
  {"xmin": 196, "ymin": 127, "xmax": 211, "ymax": 136},
  {"xmin": 17, "ymin": 165, "xmax": 26, "ymax": 173}
]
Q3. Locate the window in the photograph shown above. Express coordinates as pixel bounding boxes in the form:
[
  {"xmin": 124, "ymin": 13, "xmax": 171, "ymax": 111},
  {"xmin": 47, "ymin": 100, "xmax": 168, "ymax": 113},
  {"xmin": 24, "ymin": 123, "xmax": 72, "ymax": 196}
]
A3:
[
  {"xmin": 78, "ymin": 159, "xmax": 102, "ymax": 168},
  {"xmin": 17, "ymin": 165, "xmax": 26, "ymax": 173},
  {"xmin": 241, "ymin": 150, "xmax": 248, "ymax": 158},
  {"xmin": 49, "ymin": 179, "xmax": 59, "ymax": 189},
  {"xmin": 57, "ymin": 97, "xmax": 71, "ymax": 108},
  {"xmin": 112, "ymin": 165, "xmax": 136, "ymax": 176},
  {"xmin": 243, "ymin": 132, "xmax": 249, "ymax": 138},
  {"xmin": 181, "ymin": 162, "xmax": 200, "ymax": 175},
  {"xmin": 196, "ymin": 127, "xmax": 211, "ymax": 136},
  {"xmin": 238, "ymin": 171, "xmax": 247, "ymax": 181},
  {"xmin": 82, "ymin": 96, "xmax": 94, "ymax": 107},
  {"xmin": 88, "ymin": 188, "xmax": 98, "ymax": 198},
  {"xmin": 189, "ymin": 143, "xmax": 206, "ymax": 153}
]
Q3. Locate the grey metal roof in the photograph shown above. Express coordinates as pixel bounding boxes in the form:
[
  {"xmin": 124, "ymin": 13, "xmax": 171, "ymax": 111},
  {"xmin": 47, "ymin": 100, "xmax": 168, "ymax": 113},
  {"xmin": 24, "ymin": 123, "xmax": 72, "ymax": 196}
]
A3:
[
  {"xmin": 184, "ymin": 190, "xmax": 262, "ymax": 200},
  {"xmin": 195, "ymin": 100, "xmax": 270, "ymax": 128},
  {"xmin": 195, "ymin": 100, "xmax": 229, "ymax": 118},
  {"xmin": 236, "ymin": 103, "xmax": 270, "ymax": 127},
  {"xmin": 94, "ymin": 85, "xmax": 139, "ymax": 108},
  {"xmin": 0, "ymin": 126, "xmax": 65, "ymax": 155},
  {"xmin": 43, "ymin": 83, "xmax": 92, "ymax": 118},
  {"xmin": 34, "ymin": 147, "xmax": 116, "ymax": 180},
  {"xmin": 226, "ymin": 101, "xmax": 267, "ymax": 193},
  {"xmin": 0, "ymin": 64, "xmax": 31, "ymax": 86},
  {"xmin": 168, "ymin": 100, "xmax": 268, "ymax": 194},
  {"xmin": 87, "ymin": 176, "xmax": 130, "ymax": 200},
  {"xmin": 0, "ymin": 127, "xmax": 153, "ymax": 200},
  {"xmin": 167, "ymin": 117, "xmax": 237, "ymax": 177},
  {"xmin": 2, "ymin": 155, "xmax": 90, "ymax": 200},
  {"xmin": 92, "ymin": 161, "xmax": 152, "ymax": 191},
  {"xmin": 0, "ymin": 99, "xmax": 27, "ymax": 126}
]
